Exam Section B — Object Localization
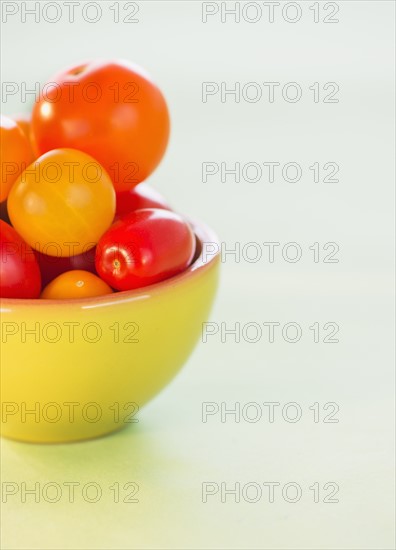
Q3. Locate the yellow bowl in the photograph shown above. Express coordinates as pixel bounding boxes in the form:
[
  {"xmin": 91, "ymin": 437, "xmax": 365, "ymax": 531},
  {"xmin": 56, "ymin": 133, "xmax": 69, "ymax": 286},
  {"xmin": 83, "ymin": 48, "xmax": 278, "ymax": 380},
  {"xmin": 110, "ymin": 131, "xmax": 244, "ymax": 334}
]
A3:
[{"xmin": 0, "ymin": 220, "xmax": 219, "ymax": 443}]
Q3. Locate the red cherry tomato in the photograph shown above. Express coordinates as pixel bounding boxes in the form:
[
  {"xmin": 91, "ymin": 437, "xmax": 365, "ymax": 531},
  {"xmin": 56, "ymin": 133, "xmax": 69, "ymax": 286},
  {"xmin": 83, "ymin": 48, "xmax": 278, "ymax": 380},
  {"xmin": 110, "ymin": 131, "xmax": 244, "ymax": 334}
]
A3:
[
  {"xmin": 96, "ymin": 209, "xmax": 195, "ymax": 291},
  {"xmin": 115, "ymin": 182, "xmax": 171, "ymax": 219},
  {"xmin": 0, "ymin": 220, "xmax": 41, "ymax": 298},
  {"xmin": 32, "ymin": 60, "xmax": 170, "ymax": 192},
  {"xmin": 41, "ymin": 270, "xmax": 113, "ymax": 300},
  {"xmin": 36, "ymin": 247, "xmax": 97, "ymax": 288}
]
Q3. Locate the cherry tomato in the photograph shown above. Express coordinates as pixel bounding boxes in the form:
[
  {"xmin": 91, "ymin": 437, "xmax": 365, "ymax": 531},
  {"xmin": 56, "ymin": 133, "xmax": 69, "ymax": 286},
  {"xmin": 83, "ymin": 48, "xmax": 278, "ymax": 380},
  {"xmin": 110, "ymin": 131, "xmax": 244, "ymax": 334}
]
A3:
[
  {"xmin": 8, "ymin": 148, "xmax": 115, "ymax": 257},
  {"xmin": 36, "ymin": 247, "xmax": 97, "ymax": 287},
  {"xmin": 115, "ymin": 182, "xmax": 171, "ymax": 219},
  {"xmin": 32, "ymin": 60, "xmax": 170, "ymax": 192},
  {"xmin": 96, "ymin": 208, "xmax": 195, "ymax": 291},
  {"xmin": 41, "ymin": 270, "xmax": 112, "ymax": 299},
  {"xmin": 0, "ymin": 220, "xmax": 41, "ymax": 298},
  {"xmin": 12, "ymin": 113, "xmax": 39, "ymax": 159},
  {"xmin": 0, "ymin": 115, "xmax": 33, "ymax": 202}
]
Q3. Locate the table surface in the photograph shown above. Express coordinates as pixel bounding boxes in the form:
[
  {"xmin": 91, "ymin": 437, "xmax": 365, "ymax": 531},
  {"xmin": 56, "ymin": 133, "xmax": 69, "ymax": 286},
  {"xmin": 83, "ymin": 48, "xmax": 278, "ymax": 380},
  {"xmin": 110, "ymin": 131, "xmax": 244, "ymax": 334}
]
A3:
[{"xmin": 1, "ymin": 2, "xmax": 395, "ymax": 549}]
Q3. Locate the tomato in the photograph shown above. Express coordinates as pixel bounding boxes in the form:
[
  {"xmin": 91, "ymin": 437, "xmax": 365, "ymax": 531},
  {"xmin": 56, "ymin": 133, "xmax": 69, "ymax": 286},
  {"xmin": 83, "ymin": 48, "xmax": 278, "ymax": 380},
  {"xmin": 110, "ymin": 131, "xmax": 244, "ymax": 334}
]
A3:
[
  {"xmin": 8, "ymin": 148, "xmax": 115, "ymax": 257},
  {"xmin": 96, "ymin": 208, "xmax": 195, "ymax": 291},
  {"xmin": 41, "ymin": 270, "xmax": 112, "ymax": 299},
  {"xmin": 0, "ymin": 220, "xmax": 41, "ymax": 298},
  {"xmin": 36, "ymin": 247, "xmax": 97, "ymax": 287},
  {"xmin": 115, "ymin": 182, "xmax": 171, "ymax": 219},
  {"xmin": 12, "ymin": 113, "xmax": 39, "ymax": 159},
  {"xmin": 32, "ymin": 60, "xmax": 170, "ymax": 192},
  {"xmin": 0, "ymin": 115, "xmax": 33, "ymax": 202},
  {"xmin": 12, "ymin": 113, "xmax": 31, "ymax": 140}
]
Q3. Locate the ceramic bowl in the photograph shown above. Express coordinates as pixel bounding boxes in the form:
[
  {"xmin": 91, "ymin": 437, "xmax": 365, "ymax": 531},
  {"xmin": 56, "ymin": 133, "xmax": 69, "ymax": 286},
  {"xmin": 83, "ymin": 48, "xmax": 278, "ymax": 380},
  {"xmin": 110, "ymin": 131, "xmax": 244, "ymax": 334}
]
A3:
[{"xmin": 0, "ymin": 219, "xmax": 219, "ymax": 443}]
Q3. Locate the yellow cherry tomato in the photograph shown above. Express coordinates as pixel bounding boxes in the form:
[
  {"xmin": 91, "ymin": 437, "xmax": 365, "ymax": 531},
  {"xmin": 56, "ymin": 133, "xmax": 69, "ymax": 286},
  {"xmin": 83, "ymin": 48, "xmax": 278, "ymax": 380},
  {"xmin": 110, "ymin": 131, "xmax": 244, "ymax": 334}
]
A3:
[
  {"xmin": 8, "ymin": 148, "xmax": 115, "ymax": 257},
  {"xmin": 41, "ymin": 270, "xmax": 113, "ymax": 299},
  {"xmin": 0, "ymin": 115, "xmax": 33, "ymax": 202}
]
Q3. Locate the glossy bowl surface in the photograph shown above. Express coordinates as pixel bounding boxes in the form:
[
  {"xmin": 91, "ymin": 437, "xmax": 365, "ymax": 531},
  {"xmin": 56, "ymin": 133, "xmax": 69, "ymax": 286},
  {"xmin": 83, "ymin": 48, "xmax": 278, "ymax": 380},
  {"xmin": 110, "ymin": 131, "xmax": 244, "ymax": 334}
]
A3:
[{"xmin": 0, "ymin": 220, "xmax": 219, "ymax": 442}]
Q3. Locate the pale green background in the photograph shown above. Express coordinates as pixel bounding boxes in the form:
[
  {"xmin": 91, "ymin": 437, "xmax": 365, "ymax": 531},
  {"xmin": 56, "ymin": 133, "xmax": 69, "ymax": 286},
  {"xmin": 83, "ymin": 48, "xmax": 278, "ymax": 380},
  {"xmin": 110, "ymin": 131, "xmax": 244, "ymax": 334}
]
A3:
[{"xmin": 1, "ymin": 1, "xmax": 395, "ymax": 549}]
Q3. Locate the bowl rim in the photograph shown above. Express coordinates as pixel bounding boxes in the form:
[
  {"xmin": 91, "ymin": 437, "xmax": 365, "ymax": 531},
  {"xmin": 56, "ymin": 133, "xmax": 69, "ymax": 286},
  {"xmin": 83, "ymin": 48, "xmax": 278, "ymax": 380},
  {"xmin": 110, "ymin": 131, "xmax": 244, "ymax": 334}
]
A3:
[{"xmin": 0, "ymin": 218, "xmax": 220, "ymax": 309}]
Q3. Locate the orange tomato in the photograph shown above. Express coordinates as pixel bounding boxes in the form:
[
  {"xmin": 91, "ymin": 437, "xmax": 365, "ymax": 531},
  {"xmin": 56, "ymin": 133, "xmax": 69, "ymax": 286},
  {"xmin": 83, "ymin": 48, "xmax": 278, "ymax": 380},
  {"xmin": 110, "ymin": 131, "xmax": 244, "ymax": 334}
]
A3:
[
  {"xmin": 12, "ymin": 113, "xmax": 39, "ymax": 159},
  {"xmin": 41, "ymin": 270, "xmax": 112, "ymax": 299},
  {"xmin": 8, "ymin": 148, "xmax": 115, "ymax": 257},
  {"xmin": 31, "ymin": 60, "xmax": 170, "ymax": 192},
  {"xmin": 0, "ymin": 115, "xmax": 33, "ymax": 202}
]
